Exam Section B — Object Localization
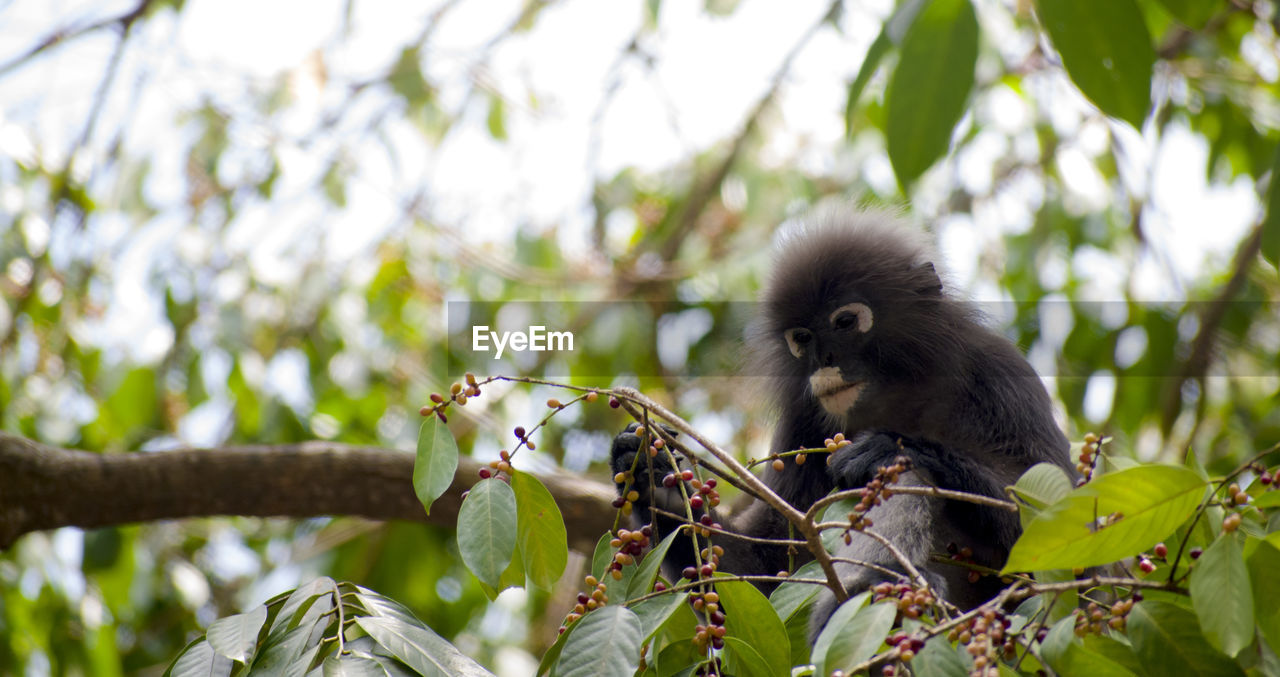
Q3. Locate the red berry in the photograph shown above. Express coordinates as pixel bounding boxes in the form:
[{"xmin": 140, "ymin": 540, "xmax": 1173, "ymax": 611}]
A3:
[
  {"xmin": 478, "ymin": 468, "xmax": 492, "ymax": 479},
  {"xmin": 1153, "ymin": 543, "xmax": 1167, "ymax": 558},
  {"xmin": 514, "ymin": 426, "xmax": 526, "ymax": 438},
  {"xmin": 1138, "ymin": 558, "xmax": 1155, "ymax": 574},
  {"xmin": 1190, "ymin": 547, "xmax": 1203, "ymax": 559},
  {"xmin": 682, "ymin": 567, "xmax": 698, "ymax": 580},
  {"xmin": 690, "ymin": 496, "xmax": 704, "ymax": 509},
  {"xmin": 609, "ymin": 397, "xmax": 620, "ymax": 408},
  {"xmin": 662, "ymin": 474, "xmax": 678, "ymax": 488}
]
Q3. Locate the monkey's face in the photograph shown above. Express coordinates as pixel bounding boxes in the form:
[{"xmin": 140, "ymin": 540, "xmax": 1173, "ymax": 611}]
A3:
[{"xmin": 781, "ymin": 301, "xmax": 876, "ymax": 417}]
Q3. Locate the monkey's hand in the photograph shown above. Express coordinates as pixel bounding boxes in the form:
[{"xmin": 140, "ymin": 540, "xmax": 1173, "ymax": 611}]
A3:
[
  {"xmin": 609, "ymin": 422, "xmax": 688, "ymax": 517},
  {"xmin": 826, "ymin": 431, "xmax": 914, "ymax": 489}
]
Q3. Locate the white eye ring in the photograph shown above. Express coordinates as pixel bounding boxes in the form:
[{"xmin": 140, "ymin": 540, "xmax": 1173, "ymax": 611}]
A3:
[
  {"xmin": 784, "ymin": 328, "xmax": 812, "ymax": 359},
  {"xmin": 829, "ymin": 303, "xmax": 873, "ymax": 333}
]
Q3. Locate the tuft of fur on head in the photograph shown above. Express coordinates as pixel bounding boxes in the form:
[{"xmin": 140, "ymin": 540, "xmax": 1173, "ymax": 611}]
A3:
[{"xmin": 745, "ymin": 209, "xmax": 978, "ymax": 420}]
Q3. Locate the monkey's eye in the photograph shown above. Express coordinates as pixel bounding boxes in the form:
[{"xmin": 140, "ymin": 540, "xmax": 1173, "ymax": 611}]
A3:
[
  {"xmin": 830, "ymin": 302, "xmax": 873, "ymax": 333},
  {"xmin": 784, "ymin": 328, "xmax": 812, "ymax": 359}
]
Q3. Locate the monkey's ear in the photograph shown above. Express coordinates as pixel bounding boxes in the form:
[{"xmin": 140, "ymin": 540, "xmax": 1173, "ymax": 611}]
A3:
[{"xmin": 914, "ymin": 262, "xmax": 943, "ymax": 296}]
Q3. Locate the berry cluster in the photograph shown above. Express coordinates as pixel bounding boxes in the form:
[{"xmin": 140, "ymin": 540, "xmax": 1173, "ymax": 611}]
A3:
[
  {"xmin": 882, "ymin": 632, "xmax": 927, "ymax": 674},
  {"xmin": 840, "ymin": 455, "xmax": 911, "ymax": 540},
  {"xmin": 421, "ymin": 372, "xmax": 484, "ymax": 423},
  {"xmin": 945, "ymin": 543, "xmax": 985, "ymax": 584},
  {"xmin": 870, "ymin": 581, "xmax": 935, "ymax": 620},
  {"xmin": 558, "ymin": 574, "xmax": 611, "ymax": 634},
  {"xmin": 1075, "ymin": 432, "xmax": 1102, "ymax": 484},
  {"xmin": 1073, "ymin": 595, "xmax": 1139, "ymax": 636},
  {"xmin": 607, "ymin": 526, "xmax": 653, "ymax": 580},
  {"xmin": 1136, "ymin": 541, "xmax": 1168, "ymax": 574},
  {"xmin": 679, "ymin": 545, "xmax": 724, "ymax": 583},
  {"xmin": 1254, "ymin": 462, "xmax": 1276, "ymax": 488},
  {"xmin": 945, "ymin": 608, "xmax": 1014, "ymax": 677},
  {"xmin": 691, "ymin": 590, "xmax": 727, "ymax": 650}
]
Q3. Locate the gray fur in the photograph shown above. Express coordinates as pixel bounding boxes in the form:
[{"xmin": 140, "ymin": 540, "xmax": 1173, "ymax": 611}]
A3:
[{"xmin": 612, "ymin": 210, "xmax": 1072, "ymax": 644}]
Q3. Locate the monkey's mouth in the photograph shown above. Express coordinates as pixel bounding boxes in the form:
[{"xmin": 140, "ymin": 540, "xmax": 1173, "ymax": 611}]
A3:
[{"xmin": 814, "ymin": 376, "xmax": 865, "ymax": 414}]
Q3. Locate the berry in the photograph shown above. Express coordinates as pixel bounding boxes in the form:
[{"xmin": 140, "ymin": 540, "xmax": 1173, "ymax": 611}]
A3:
[
  {"xmin": 609, "ymin": 397, "xmax": 620, "ymax": 408},
  {"xmin": 1190, "ymin": 547, "xmax": 1203, "ymax": 559},
  {"xmin": 682, "ymin": 567, "xmax": 698, "ymax": 580},
  {"xmin": 514, "ymin": 426, "xmax": 526, "ymax": 438},
  {"xmin": 772, "ymin": 459, "xmax": 785, "ymax": 471},
  {"xmin": 690, "ymin": 496, "xmax": 704, "ymax": 509},
  {"xmin": 478, "ymin": 468, "xmax": 492, "ymax": 479},
  {"xmin": 585, "ymin": 391, "xmax": 599, "ymax": 402},
  {"xmin": 1138, "ymin": 558, "xmax": 1155, "ymax": 574},
  {"xmin": 1153, "ymin": 543, "xmax": 1167, "ymax": 558},
  {"xmin": 662, "ymin": 474, "xmax": 678, "ymax": 488},
  {"xmin": 547, "ymin": 398, "xmax": 562, "ymax": 408}
]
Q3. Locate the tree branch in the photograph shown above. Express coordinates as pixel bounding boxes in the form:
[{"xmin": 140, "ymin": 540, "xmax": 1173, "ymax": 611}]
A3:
[{"xmin": 0, "ymin": 432, "xmax": 615, "ymax": 551}]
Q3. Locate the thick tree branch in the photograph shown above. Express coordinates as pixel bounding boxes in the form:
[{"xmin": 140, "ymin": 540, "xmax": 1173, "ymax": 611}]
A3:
[{"xmin": 0, "ymin": 432, "xmax": 615, "ymax": 551}]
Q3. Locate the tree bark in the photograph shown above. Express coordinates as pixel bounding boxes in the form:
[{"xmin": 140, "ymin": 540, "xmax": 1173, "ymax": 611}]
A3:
[{"xmin": 0, "ymin": 432, "xmax": 615, "ymax": 551}]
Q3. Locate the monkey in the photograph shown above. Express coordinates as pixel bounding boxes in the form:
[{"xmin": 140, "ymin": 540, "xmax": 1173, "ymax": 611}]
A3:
[{"xmin": 610, "ymin": 209, "xmax": 1073, "ymax": 642}]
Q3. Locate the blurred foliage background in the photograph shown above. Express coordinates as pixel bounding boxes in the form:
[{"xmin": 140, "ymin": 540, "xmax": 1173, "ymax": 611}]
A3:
[{"xmin": 2, "ymin": 0, "xmax": 1279, "ymax": 674}]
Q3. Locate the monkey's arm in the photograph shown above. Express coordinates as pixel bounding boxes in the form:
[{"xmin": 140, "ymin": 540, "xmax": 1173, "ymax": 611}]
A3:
[
  {"xmin": 609, "ymin": 425, "xmax": 816, "ymax": 588},
  {"xmin": 826, "ymin": 432, "xmax": 1019, "ymax": 547}
]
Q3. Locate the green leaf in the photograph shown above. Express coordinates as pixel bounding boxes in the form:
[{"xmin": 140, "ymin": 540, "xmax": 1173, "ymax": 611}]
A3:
[
  {"xmin": 1040, "ymin": 616, "xmax": 1138, "ymax": 677},
  {"xmin": 388, "ymin": 47, "xmax": 431, "ymax": 108},
  {"xmin": 716, "ymin": 578, "xmax": 791, "ymax": 676},
  {"xmin": 486, "ymin": 94, "xmax": 508, "ymax": 140},
  {"xmin": 166, "ymin": 639, "xmax": 234, "ymax": 677},
  {"xmin": 627, "ymin": 530, "xmax": 681, "ymax": 600},
  {"xmin": 813, "ymin": 595, "xmax": 895, "ymax": 676},
  {"xmin": 768, "ymin": 560, "xmax": 825, "ymax": 621},
  {"xmin": 1153, "ymin": 0, "xmax": 1217, "ymax": 28},
  {"xmin": 1035, "ymin": 0, "xmax": 1155, "ymax": 128},
  {"xmin": 456, "ymin": 478, "xmax": 518, "ymax": 588},
  {"xmin": 1262, "ymin": 144, "xmax": 1280, "ymax": 270},
  {"xmin": 884, "ymin": 0, "xmax": 978, "ymax": 186},
  {"xmin": 913, "ymin": 635, "xmax": 971, "ymax": 676},
  {"xmin": 356, "ymin": 616, "xmax": 496, "ymax": 677},
  {"xmin": 1190, "ymin": 534, "xmax": 1254, "ymax": 656},
  {"xmin": 1004, "ymin": 465, "xmax": 1205, "ymax": 572},
  {"xmin": 322, "ymin": 654, "xmax": 386, "ymax": 677},
  {"xmin": 630, "ymin": 592, "xmax": 688, "ymax": 643},
  {"xmin": 1249, "ymin": 539, "xmax": 1280, "ymax": 655},
  {"xmin": 554, "ymin": 606, "xmax": 643, "ymax": 677},
  {"xmin": 206, "ymin": 604, "xmax": 268, "ymax": 664},
  {"xmin": 511, "ymin": 470, "xmax": 568, "ymax": 589},
  {"xmin": 1011, "ymin": 462, "xmax": 1074, "ymax": 510},
  {"xmin": 414, "ymin": 417, "xmax": 459, "ymax": 516},
  {"xmin": 1127, "ymin": 601, "xmax": 1245, "ymax": 677},
  {"xmin": 846, "ymin": 0, "xmax": 927, "ymax": 136},
  {"xmin": 720, "ymin": 637, "xmax": 773, "ymax": 677}
]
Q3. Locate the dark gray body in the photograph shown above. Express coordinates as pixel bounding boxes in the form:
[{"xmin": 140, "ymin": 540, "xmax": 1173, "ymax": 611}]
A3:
[{"xmin": 612, "ymin": 211, "xmax": 1072, "ymax": 641}]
